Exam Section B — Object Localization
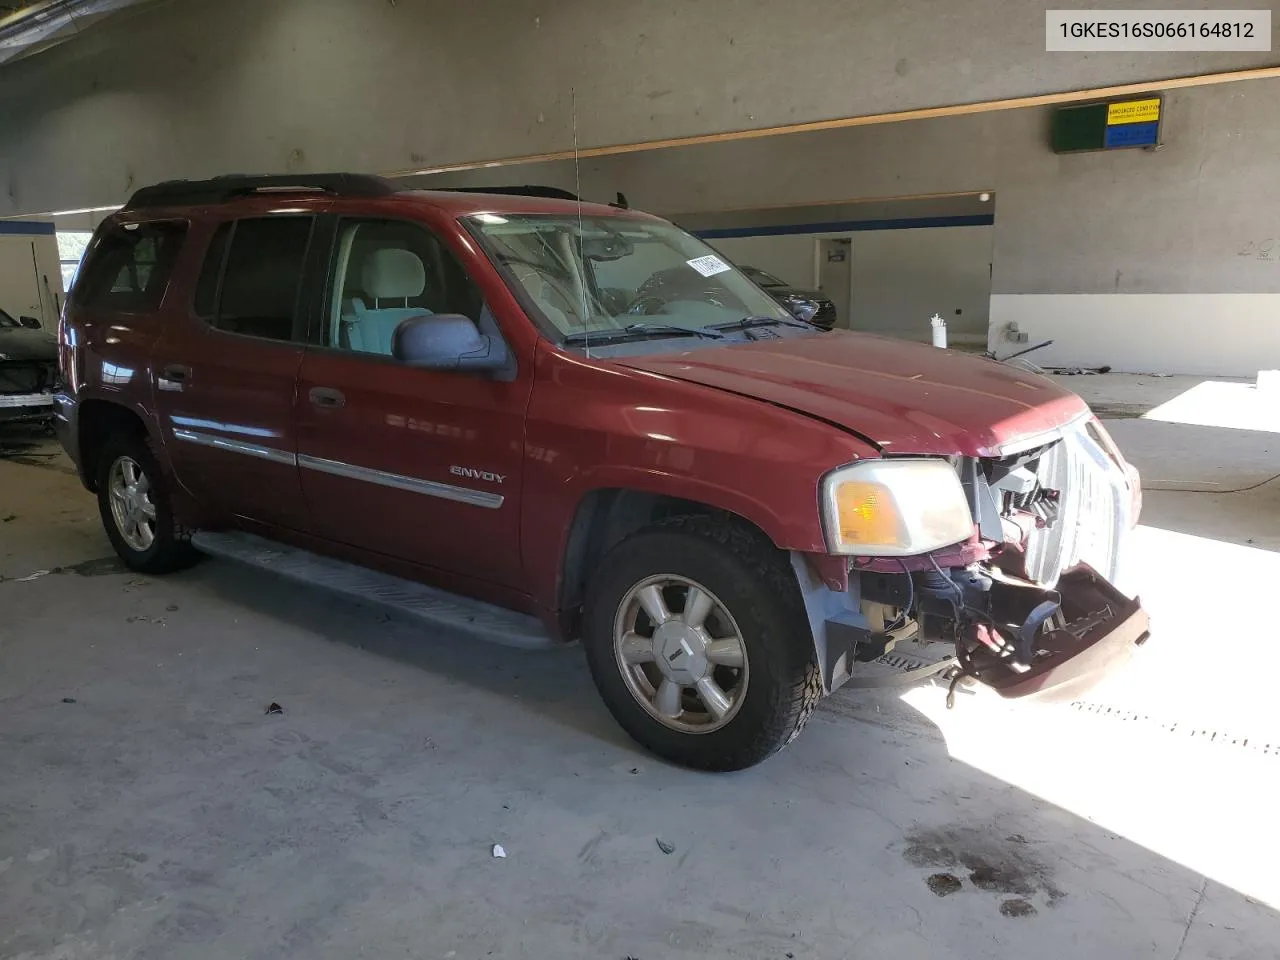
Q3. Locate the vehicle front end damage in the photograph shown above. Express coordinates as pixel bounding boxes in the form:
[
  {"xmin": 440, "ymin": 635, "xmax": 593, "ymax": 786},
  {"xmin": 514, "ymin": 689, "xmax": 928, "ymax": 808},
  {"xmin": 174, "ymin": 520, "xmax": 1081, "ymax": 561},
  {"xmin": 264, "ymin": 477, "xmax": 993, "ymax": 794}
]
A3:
[
  {"xmin": 794, "ymin": 415, "xmax": 1150, "ymax": 703},
  {"xmin": 0, "ymin": 357, "xmax": 57, "ymax": 427}
]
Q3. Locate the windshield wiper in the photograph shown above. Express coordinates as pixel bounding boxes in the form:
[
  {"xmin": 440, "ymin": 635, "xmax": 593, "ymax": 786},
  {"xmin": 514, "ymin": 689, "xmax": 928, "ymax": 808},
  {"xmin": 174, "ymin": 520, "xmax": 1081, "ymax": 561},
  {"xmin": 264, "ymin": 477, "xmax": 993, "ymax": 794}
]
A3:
[
  {"xmin": 711, "ymin": 315, "xmax": 814, "ymax": 332},
  {"xmin": 624, "ymin": 321, "xmax": 724, "ymax": 339},
  {"xmin": 563, "ymin": 322, "xmax": 725, "ymax": 346}
]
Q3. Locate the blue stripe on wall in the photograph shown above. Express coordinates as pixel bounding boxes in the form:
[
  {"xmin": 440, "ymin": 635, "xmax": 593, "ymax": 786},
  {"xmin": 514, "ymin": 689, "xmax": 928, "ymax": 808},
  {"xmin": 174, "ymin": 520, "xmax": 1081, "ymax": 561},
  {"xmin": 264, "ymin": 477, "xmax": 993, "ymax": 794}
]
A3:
[
  {"xmin": 694, "ymin": 213, "xmax": 994, "ymax": 240},
  {"xmin": 0, "ymin": 221, "xmax": 57, "ymax": 236}
]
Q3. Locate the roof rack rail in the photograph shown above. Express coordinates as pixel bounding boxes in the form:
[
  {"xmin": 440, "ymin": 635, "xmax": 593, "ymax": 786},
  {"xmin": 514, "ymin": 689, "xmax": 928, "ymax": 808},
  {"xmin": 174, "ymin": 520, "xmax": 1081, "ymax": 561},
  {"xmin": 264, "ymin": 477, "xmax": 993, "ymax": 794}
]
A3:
[
  {"xmin": 122, "ymin": 173, "xmax": 398, "ymax": 210},
  {"xmin": 440, "ymin": 185, "xmax": 583, "ymax": 202}
]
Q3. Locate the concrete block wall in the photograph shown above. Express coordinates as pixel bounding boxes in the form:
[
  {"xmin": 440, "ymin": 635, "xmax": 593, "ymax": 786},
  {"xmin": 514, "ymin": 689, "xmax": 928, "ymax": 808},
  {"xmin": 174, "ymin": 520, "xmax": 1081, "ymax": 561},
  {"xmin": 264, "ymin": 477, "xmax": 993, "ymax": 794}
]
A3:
[
  {"xmin": 2, "ymin": 0, "xmax": 1277, "ymax": 372},
  {"xmin": 0, "ymin": 0, "xmax": 1274, "ymax": 216},
  {"xmin": 420, "ymin": 79, "xmax": 1280, "ymax": 376}
]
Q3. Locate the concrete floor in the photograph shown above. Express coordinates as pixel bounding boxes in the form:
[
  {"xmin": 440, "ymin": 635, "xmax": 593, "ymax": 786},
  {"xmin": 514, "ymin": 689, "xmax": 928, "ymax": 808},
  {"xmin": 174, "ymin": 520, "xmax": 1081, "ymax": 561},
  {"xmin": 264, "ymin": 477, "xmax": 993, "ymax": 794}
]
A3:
[{"xmin": 3, "ymin": 376, "xmax": 1280, "ymax": 959}]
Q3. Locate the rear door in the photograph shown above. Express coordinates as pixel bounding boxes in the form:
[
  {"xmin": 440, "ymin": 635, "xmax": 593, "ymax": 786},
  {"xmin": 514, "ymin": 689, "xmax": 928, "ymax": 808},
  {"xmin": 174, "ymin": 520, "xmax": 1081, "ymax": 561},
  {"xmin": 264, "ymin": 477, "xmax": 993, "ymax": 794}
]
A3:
[
  {"xmin": 294, "ymin": 214, "xmax": 530, "ymax": 588},
  {"xmin": 152, "ymin": 210, "xmax": 327, "ymax": 529}
]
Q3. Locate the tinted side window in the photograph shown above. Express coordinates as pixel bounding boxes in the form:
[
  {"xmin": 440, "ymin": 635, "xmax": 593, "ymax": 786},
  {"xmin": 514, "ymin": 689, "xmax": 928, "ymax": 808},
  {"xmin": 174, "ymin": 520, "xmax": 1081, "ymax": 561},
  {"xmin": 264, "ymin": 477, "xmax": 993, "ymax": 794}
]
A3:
[
  {"xmin": 193, "ymin": 223, "xmax": 232, "ymax": 317},
  {"xmin": 73, "ymin": 221, "xmax": 188, "ymax": 311},
  {"xmin": 206, "ymin": 217, "xmax": 313, "ymax": 341}
]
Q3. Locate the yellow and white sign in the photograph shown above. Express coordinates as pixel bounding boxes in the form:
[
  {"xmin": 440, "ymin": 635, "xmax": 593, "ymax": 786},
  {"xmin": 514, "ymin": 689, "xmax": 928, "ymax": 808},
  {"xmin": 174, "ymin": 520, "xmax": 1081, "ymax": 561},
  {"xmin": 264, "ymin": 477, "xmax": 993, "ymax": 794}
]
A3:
[{"xmin": 1107, "ymin": 98, "xmax": 1161, "ymax": 125}]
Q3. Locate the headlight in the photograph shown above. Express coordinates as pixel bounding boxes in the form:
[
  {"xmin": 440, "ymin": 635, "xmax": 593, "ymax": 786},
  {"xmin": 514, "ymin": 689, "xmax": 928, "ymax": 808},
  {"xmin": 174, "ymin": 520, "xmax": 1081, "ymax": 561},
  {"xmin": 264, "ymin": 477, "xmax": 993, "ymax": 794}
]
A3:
[{"xmin": 820, "ymin": 459, "xmax": 974, "ymax": 556}]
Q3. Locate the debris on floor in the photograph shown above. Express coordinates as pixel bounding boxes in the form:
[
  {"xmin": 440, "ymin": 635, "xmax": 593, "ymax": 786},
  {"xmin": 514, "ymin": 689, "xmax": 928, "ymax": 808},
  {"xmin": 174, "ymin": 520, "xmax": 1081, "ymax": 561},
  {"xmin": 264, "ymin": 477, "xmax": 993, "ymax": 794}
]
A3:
[
  {"xmin": 2, "ymin": 514, "xmax": 15, "ymax": 522},
  {"xmin": 15, "ymin": 570, "xmax": 50, "ymax": 582},
  {"xmin": 927, "ymin": 873, "xmax": 963, "ymax": 896},
  {"xmin": 655, "ymin": 838, "xmax": 675, "ymax": 855},
  {"xmin": 60, "ymin": 697, "xmax": 76, "ymax": 704},
  {"xmin": 265, "ymin": 702, "xmax": 284, "ymax": 716},
  {"xmin": 1047, "ymin": 365, "xmax": 1112, "ymax": 376},
  {"xmin": 125, "ymin": 615, "xmax": 166, "ymax": 626},
  {"xmin": 1000, "ymin": 898, "xmax": 1037, "ymax": 918},
  {"xmin": 491, "ymin": 844, "xmax": 507, "ymax": 859}
]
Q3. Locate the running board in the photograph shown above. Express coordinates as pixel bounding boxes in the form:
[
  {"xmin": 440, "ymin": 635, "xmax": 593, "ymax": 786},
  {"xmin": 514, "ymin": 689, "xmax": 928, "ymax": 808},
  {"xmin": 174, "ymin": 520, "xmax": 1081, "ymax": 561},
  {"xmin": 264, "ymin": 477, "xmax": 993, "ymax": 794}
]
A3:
[{"xmin": 190, "ymin": 530, "xmax": 556, "ymax": 649}]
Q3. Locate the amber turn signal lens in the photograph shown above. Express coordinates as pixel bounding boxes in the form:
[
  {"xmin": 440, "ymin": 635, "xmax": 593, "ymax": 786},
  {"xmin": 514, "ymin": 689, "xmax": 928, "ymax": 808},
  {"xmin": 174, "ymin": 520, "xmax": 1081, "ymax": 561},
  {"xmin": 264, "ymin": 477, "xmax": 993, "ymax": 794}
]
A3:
[
  {"xmin": 821, "ymin": 458, "xmax": 974, "ymax": 556},
  {"xmin": 834, "ymin": 481, "xmax": 903, "ymax": 547}
]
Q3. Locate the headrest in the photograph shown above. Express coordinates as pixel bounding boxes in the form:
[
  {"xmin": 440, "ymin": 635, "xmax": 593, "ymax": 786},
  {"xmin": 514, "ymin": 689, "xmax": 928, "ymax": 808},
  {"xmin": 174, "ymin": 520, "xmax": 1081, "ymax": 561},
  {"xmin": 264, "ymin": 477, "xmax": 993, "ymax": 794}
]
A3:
[{"xmin": 362, "ymin": 248, "xmax": 425, "ymax": 299}]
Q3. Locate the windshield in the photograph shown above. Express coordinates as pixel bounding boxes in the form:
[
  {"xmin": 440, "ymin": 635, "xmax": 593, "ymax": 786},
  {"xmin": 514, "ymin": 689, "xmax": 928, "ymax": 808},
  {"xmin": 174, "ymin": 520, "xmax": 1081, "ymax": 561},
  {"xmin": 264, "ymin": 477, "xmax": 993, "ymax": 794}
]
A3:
[
  {"xmin": 742, "ymin": 266, "xmax": 786, "ymax": 287},
  {"xmin": 465, "ymin": 214, "xmax": 791, "ymax": 341}
]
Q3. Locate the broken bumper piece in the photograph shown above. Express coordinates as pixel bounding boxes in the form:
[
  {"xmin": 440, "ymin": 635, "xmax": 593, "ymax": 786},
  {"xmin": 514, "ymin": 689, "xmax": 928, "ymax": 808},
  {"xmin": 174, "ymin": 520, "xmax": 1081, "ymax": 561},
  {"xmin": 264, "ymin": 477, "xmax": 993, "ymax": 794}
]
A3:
[
  {"xmin": 962, "ymin": 564, "xmax": 1150, "ymax": 701},
  {"xmin": 0, "ymin": 391, "xmax": 55, "ymax": 423}
]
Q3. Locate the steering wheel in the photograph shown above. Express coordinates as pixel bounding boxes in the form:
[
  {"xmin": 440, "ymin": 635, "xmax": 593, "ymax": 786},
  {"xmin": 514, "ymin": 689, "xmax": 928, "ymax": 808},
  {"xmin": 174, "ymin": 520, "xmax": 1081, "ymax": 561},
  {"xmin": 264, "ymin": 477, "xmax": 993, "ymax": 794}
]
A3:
[{"xmin": 623, "ymin": 294, "xmax": 670, "ymax": 316}]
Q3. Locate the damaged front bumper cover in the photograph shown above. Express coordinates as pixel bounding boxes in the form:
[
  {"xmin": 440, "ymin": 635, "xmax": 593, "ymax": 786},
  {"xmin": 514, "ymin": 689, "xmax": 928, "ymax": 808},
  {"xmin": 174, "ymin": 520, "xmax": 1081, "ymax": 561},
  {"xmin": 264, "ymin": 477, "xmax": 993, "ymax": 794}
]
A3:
[
  {"xmin": 0, "ymin": 391, "xmax": 55, "ymax": 424},
  {"xmin": 792, "ymin": 554, "xmax": 1150, "ymax": 703},
  {"xmin": 955, "ymin": 564, "xmax": 1149, "ymax": 701}
]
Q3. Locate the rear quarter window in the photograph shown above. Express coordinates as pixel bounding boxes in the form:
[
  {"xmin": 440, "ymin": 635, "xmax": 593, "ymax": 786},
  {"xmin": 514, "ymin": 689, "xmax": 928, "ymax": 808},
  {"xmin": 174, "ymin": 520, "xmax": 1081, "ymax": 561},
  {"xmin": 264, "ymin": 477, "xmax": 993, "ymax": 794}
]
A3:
[{"xmin": 73, "ymin": 221, "xmax": 188, "ymax": 312}]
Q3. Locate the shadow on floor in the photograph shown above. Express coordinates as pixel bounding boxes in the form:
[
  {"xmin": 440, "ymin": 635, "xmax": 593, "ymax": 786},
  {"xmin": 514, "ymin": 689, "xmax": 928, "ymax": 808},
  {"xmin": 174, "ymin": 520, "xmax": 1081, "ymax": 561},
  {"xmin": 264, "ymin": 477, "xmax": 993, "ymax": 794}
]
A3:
[{"xmin": 184, "ymin": 558, "xmax": 628, "ymax": 749}]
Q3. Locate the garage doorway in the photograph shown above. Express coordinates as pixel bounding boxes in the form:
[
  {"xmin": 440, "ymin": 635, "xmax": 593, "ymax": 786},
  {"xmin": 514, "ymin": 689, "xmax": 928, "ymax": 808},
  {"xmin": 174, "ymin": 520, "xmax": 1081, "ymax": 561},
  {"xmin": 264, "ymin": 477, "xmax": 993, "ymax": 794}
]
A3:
[{"xmin": 818, "ymin": 238, "xmax": 852, "ymax": 325}]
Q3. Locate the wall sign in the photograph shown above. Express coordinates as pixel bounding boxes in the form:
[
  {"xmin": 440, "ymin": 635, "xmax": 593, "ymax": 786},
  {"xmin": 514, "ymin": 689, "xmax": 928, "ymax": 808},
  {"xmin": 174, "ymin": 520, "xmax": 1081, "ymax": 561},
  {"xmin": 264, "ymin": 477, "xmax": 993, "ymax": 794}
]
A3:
[{"xmin": 1051, "ymin": 95, "xmax": 1163, "ymax": 153}]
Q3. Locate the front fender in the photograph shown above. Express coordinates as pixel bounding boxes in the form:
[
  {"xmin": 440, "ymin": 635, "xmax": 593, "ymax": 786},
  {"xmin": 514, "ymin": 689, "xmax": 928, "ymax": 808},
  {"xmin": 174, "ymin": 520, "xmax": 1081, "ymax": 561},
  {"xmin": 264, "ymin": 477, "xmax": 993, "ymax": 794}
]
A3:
[{"xmin": 520, "ymin": 345, "xmax": 875, "ymax": 610}]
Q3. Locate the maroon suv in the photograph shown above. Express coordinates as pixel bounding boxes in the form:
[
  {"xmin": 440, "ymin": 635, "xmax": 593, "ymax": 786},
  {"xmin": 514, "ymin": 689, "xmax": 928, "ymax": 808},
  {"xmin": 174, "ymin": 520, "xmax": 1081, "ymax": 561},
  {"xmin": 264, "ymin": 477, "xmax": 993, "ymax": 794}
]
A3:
[{"xmin": 56, "ymin": 174, "xmax": 1148, "ymax": 770}]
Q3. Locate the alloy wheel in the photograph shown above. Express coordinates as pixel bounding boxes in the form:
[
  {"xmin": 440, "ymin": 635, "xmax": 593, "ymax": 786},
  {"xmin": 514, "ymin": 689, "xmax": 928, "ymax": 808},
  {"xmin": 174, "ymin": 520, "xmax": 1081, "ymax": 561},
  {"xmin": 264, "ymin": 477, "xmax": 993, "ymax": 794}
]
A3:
[
  {"xmin": 612, "ymin": 574, "xmax": 749, "ymax": 734},
  {"xmin": 107, "ymin": 455, "xmax": 157, "ymax": 552}
]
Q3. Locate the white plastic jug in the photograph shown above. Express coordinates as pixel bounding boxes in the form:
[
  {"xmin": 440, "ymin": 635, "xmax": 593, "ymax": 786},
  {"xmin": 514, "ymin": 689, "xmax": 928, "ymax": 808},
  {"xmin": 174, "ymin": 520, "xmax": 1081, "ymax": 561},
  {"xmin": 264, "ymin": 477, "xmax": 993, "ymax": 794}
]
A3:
[{"xmin": 930, "ymin": 313, "xmax": 947, "ymax": 349}]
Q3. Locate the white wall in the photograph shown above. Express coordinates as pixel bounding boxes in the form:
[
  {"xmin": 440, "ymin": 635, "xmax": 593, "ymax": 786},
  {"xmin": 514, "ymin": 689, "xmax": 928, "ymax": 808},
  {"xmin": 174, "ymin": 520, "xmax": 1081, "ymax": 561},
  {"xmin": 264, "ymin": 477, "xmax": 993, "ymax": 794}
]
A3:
[
  {"xmin": 0, "ymin": 226, "xmax": 63, "ymax": 330},
  {"xmin": 990, "ymin": 294, "xmax": 1280, "ymax": 375},
  {"xmin": 851, "ymin": 226, "xmax": 993, "ymax": 344}
]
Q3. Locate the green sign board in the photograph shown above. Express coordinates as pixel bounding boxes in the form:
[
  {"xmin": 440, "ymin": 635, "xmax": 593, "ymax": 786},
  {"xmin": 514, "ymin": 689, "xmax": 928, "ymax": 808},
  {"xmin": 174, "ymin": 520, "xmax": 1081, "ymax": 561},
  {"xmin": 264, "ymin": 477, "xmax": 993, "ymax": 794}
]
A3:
[{"xmin": 1052, "ymin": 96, "xmax": 1163, "ymax": 153}]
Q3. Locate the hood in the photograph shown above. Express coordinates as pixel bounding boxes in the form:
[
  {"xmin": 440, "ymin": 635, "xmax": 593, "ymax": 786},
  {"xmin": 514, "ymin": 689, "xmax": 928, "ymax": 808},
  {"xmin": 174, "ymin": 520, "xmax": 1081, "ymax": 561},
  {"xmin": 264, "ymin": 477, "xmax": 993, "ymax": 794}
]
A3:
[
  {"xmin": 0, "ymin": 326, "xmax": 57, "ymax": 363},
  {"xmin": 613, "ymin": 330, "xmax": 1088, "ymax": 457}
]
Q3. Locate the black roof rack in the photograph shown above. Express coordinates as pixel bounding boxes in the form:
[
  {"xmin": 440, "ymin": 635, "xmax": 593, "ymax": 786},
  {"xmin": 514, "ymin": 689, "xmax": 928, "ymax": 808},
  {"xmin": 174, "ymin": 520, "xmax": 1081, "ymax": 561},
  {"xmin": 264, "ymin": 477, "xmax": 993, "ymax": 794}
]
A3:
[
  {"xmin": 439, "ymin": 185, "xmax": 583, "ymax": 202},
  {"xmin": 123, "ymin": 173, "xmax": 398, "ymax": 210}
]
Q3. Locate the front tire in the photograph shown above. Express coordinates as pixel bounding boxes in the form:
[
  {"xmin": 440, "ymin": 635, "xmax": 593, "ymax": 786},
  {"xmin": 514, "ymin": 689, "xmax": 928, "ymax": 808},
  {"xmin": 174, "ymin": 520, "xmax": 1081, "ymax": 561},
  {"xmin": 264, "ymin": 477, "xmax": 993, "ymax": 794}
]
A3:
[
  {"xmin": 96, "ymin": 431, "xmax": 197, "ymax": 574},
  {"xmin": 583, "ymin": 516, "xmax": 821, "ymax": 771}
]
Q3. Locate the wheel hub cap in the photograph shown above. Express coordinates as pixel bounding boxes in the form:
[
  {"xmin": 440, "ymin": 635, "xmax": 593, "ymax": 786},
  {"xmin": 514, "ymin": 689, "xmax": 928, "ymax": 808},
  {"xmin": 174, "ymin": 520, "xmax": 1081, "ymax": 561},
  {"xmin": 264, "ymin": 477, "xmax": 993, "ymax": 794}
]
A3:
[{"xmin": 653, "ymin": 621, "xmax": 708, "ymax": 684}]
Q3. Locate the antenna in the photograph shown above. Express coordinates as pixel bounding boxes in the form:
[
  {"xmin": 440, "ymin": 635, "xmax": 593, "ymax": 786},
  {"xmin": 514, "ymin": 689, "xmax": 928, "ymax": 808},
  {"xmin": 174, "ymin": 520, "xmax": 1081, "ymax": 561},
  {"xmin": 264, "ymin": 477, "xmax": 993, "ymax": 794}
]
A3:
[{"xmin": 571, "ymin": 86, "xmax": 590, "ymax": 358}]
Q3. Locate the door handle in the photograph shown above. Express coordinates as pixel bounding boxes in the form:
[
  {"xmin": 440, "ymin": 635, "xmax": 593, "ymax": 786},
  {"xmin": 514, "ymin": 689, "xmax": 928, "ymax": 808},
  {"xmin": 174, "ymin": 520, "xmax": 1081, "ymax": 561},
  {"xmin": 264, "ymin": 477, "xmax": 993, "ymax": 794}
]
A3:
[
  {"xmin": 160, "ymin": 363, "xmax": 191, "ymax": 382},
  {"xmin": 309, "ymin": 386, "xmax": 345, "ymax": 409}
]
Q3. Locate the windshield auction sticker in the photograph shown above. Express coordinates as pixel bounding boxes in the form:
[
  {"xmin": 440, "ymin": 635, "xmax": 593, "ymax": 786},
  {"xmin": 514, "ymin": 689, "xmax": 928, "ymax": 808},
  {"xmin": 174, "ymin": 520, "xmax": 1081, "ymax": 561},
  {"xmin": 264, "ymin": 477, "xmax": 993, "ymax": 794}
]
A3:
[
  {"xmin": 1046, "ymin": 10, "xmax": 1271, "ymax": 50},
  {"xmin": 687, "ymin": 255, "xmax": 732, "ymax": 277}
]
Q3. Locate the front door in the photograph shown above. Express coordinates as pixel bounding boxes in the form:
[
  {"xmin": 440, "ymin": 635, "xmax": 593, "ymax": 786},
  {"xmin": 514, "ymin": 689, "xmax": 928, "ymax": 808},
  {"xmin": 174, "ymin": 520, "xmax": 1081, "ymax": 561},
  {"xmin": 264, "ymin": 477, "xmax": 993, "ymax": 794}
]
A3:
[
  {"xmin": 294, "ymin": 216, "xmax": 530, "ymax": 589},
  {"xmin": 152, "ymin": 212, "xmax": 324, "ymax": 529}
]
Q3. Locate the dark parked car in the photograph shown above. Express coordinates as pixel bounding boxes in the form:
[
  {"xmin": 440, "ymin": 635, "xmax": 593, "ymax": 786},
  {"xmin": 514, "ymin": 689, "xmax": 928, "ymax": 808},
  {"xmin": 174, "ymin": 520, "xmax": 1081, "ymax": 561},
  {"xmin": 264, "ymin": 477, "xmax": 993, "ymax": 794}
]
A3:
[
  {"xmin": 740, "ymin": 265, "xmax": 838, "ymax": 330},
  {"xmin": 57, "ymin": 173, "xmax": 1147, "ymax": 770},
  {"xmin": 0, "ymin": 307, "xmax": 57, "ymax": 426}
]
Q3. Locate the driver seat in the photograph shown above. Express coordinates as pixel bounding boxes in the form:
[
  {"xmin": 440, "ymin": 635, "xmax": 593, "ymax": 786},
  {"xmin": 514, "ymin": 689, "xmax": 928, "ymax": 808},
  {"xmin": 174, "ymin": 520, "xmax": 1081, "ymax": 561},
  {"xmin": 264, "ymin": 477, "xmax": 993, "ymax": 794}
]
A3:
[{"xmin": 343, "ymin": 248, "xmax": 431, "ymax": 355}]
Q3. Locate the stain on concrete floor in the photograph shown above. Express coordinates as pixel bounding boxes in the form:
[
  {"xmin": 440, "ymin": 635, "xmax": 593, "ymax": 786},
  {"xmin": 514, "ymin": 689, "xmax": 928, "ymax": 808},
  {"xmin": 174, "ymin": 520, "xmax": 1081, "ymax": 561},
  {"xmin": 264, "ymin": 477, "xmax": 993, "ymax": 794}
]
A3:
[{"xmin": 903, "ymin": 824, "xmax": 1067, "ymax": 909}]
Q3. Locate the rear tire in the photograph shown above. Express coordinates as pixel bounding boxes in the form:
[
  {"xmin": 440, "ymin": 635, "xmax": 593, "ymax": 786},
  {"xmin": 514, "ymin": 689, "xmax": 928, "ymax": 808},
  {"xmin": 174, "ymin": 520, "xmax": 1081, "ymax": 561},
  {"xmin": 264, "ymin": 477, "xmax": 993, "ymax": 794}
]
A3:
[
  {"xmin": 583, "ymin": 515, "xmax": 821, "ymax": 771},
  {"xmin": 96, "ymin": 431, "xmax": 197, "ymax": 574}
]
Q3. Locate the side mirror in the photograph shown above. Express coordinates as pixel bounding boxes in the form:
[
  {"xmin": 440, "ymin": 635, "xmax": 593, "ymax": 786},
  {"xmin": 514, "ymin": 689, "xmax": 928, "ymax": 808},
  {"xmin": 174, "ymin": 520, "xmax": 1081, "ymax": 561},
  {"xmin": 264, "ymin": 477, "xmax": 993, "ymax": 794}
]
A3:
[
  {"xmin": 19, "ymin": 316, "xmax": 41, "ymax": 329},
  {"xmin": 392, "ymin": 313, "xmax": 505, "ymax": 371},
  {"xmin": 785, "ymin": 301, "xmax": 819, "ymax": 323}
]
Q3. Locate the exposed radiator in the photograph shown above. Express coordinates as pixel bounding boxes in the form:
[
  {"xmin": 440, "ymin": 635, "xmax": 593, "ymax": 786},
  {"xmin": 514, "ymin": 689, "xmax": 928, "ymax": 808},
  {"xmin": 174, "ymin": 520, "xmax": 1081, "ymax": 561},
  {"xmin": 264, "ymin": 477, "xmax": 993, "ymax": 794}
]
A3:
[{"xmin": 1021, "ymin": 420, "xmax": 1132, "ymax": 586}]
